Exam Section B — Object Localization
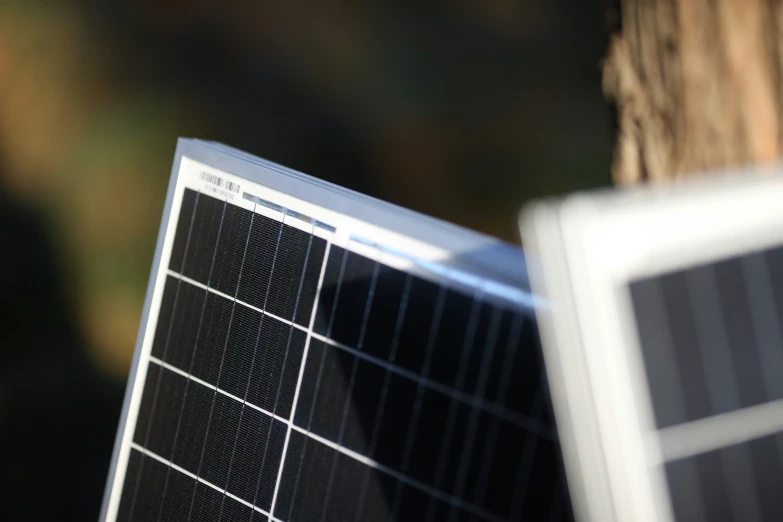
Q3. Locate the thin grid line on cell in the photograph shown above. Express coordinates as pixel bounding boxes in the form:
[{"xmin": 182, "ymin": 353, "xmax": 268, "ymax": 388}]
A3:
[
  {"xmin": 213, "ymin": 212, "xmax": 285, "ymax": 518},
  {"xmin": 165, "ymin": 269, "xmax": 550, "ymax": 437},
  {"xmin": 214, "ymin": 208, "xmax": 270, "ymax": 519},
  {"xmin": 685, "ymin": 267, "xmax": 764, "ymax": 520},
  {"xmin": 126, "ymin": 190, "xmax": 202, "ymax": 521},
  {"xmin": 125, "ymin": 242, "xmax": 546, "ymax": 521},
  {"xmin": 635, "ymin": 276, "xmax": 708, "ymax": 521},
  {"xmin": 125, "ymin": 192, "xmax": 557, "ymax": 522},
  {"xmin": 319, "ymin": 259, "xmax": 382, "ymax": 520},
  {"xmin": 686, "ymin": 267, "xmax": 743, "ymax": 415},
  {"xmin": 145, "ymin": 355, "xmax": 504, "ymax": 521},
  {"xmin": 131, "ymin": 443, "xmax": 273, "ymax": 518},
  {"xmin": 741, "ymin": 254, "xmax": 783, "ymax": 401},
  {"xmin": 447, "ymin": 305, "xmax": 504, "ymax": 522},
  {"xmin": 389, "ymin": 283, "xmax": 449, "ymax": 518},
  {"xmin": 281, "ymin": 244, "xmax": 349, "ymax": 521},
  {"xmin": 148, "ymin": 357, "xmax": 289, "ymax": 425},
  {"xmin": 307, "ymin": 330, "xmax": 552, "ymax": 438},
  {"xmin": 354, "ymin": 271, "xmax": 413, "ymax": 521},
  {"xmin": 168, "ymin": 270, "xmax": 306, "ymax": 332},
  {"xmin": 158, "ymin": 204, "xmax": 257, "ymax": 522},
  {"xmin": 425, "ymin": 287, "xmax": 485, "ymax": 520},
  {"xmin": 740, "ymin": 253, "xmax": 783, "ymax": 480},
  {"xmin": 182, "ymin": 199, "xmax": 241, "ymax": 521},
  {"xmin": 244, "ymin": 223, "xmax": 319, "ymax": 519},
  {"xmin": 288, "ymin": 425, "xmax": 508, "ymax": 522},
  {"xmin": 268, "ymin": 240, "xmax": 334, "ymax": 519},
  {"xmin": 509, "ymin": 384, "xmax": 548, "ymax": 520},
  {"xmin": 473, "ymin": 313, "xmax": 526, "ymax": 508}
]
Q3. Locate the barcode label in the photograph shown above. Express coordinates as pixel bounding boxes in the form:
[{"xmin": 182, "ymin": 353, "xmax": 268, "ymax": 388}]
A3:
[{"xmin": 200, "ymin": 171, "xmax": 240, "ymax": 193}]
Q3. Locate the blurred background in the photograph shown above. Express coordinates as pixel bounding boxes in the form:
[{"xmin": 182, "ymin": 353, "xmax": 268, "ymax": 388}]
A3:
[{"xmin": 0, "ymin": 1, "xmax": 611, "ymax": 520}]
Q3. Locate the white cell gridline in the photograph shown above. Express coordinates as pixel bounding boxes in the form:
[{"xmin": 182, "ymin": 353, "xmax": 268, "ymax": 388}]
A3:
[
  {"xmin": 165, "ymin": 269, "xmax": 550, "ymax": 437},
  {"xmin": 107, "ymin": 153, "xmax": 546, "ymax": 522},
  {"xmin": 129, "ymin": 221, "xmax": 508, "ymax": 522}
]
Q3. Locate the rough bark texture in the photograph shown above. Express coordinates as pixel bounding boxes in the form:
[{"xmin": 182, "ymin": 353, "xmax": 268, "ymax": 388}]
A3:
[{"xmin": 604, "ymin": 0, "xmax": 783, "ymax": 185}]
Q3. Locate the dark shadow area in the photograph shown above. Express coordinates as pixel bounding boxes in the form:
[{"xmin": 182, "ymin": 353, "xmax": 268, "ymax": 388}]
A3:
[
  {"xmin": 0, "ymin": 181, "xmax": 124, "ymax": 521},
  {"xmin": 299, "ymin": 246, "xmax": 574, "ymax": 520}
]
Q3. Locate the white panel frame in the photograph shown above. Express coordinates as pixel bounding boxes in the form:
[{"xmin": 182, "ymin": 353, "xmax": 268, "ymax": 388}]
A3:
[{"xmin": 520, "ymin": 163, "xmax": 783, "ymax": 522}]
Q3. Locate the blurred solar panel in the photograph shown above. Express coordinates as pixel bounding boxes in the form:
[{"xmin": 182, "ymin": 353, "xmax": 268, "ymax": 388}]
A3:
[
  {"xmin": 100, "ymin": 138, "xmax": 573, "ymax": 522},
  {"xmin": 521, "ymin": 167, "xmax": 783, "ymax": 522}
]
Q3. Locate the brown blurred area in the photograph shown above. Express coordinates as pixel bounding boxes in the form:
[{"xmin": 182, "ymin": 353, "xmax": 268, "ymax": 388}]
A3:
[{"xmin": 0, "ymin": 1, "xmax": 610, "ymax": 520}]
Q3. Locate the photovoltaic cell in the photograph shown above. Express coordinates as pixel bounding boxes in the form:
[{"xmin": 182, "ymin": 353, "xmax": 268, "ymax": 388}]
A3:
[
  {"xmin": 627, "ymin": 244, "xmax": 783, "ymax": 520},
  {"xmin": 104, "ymin": 144, "xmax": 570, "ymax": 522},
  {"xmin": 631, "ymin": 248, "xmax": 783, "ymax": 429}
]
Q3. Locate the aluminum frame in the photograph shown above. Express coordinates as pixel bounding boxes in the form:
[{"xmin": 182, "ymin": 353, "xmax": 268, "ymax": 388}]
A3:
[
  {"xmin": 100, "ymin": 137, "xmax": 535, "ymax": 521},
  {"xmin": 520, "ymin": 163, "xmax": 783, "ymax": 522}
]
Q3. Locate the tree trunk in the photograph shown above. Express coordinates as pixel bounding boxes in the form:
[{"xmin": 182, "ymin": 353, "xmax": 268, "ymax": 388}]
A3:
[{"xmin": 603, "ymin": 0, "xmax": 783, "ymax": 185}]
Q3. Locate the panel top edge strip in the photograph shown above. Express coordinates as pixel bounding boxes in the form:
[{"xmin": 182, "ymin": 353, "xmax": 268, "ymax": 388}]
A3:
[
  {"xmin": 176, "ymin": 138, "xmax": 534, "ymax": 309},
  {"xmin": 177, "ymin": 138, "xmax": 529, "ymax": 292}
]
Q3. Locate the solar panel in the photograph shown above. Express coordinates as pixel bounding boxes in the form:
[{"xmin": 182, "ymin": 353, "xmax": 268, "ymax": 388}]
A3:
[
  {"xmin": 100, "ymin": 138, "xmax": 573, "ymax": 522},
  {"xmin": 520, "ymin": 167, "xmax": 783, "ymax": 522}
]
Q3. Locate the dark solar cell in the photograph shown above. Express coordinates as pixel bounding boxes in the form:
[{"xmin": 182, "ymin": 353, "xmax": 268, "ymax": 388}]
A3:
[
  {"xmin": 217, "ymin": 496, "xmax": 255, "ymax": 522},
  {"xmin": 294, "ymin": 235, "xmax": 327, "ymax": 326},
  {"xmin": 328, "ymin": 251, "xmax": 377, "ymax": 348},
  {"xmin": 236, "ymin": 214, "xmax": 283, "ymax": 310},
  {"xmin": 170, "ymin": 379, "xmax": 214, "ymax": 473},
  {"xmin": 210, "ymin": 203, "xmax": 254, "ymax": 296},
  {"xmin": 362, "ymin": 265, "xmax": 409, "ymax": 362},
  {"xmin": 190, "ymin": 481, "xmax": 252, "ymax": 522},
  {"xmin": 339, "ymin": 357, "xmax": 386, "ymax": 455},
  {"xmin": 136, "ymin": 366, "xmax": 188, "ymax": 460},
  {"xmin": 461, "ymin": 302, "xmax": 497, "ymax": 395},
  {"xmin": 395, "ymin": 276, "xmax": 441, "ymax": 374},
  {"xmin": 159, "ymin": 278, "xmax": 208, "ymax": 372},
  {"xmin": 407, "ymin": 388, "xmax": 453, "ymax": 484},
  {"xmin": 746, "ymin": 434, "xmax": 783, "ymax": 520},
  {"xmin": 158, "ymin": 458, "xmax": 197, "ymax": 520},
  {"xmin": 265, "ymin": 225, "xmax": 315, "ymax": 321},
  {"xmin": 169, "ymin": 188, "xmax": 198, "ymax": 273},
  {"xmin": 292, "ymin": 338, "xmax": 326, "ymax": 430},
  {"xmin": 631, "ymin": 274, "xmax": 704, "ymax": 428},
  {"xmin": 199, "ymin": 393, "xmax": 245, "ymax": 488},
  {"xmin": 150, "ymin": 276, "xmax": 178, "ymax": 360},
  {"xmin": 294, "ymin": 339, "xmax": 354, "ymax": 441},
  {"xmin": 665, "ymin": 442, "xmax": 749, "ymax": 522},
  {"xmin": 628, "ymin": 244, "xmax": 783, "ymax": 521},
  {"xmin": 112, "ymin": 181, "xmax": 567, "ymax": 522},
  {"xmin": 483, "ymin": 310, "xmax": 519, "ymax": 406},
  {"xmin": 215, "ymin": 303, "xmax": 264, "ymax": 400},
  {"xmin": 373, "ymin": 373, "xmax": 418, "ymax": 471},
  {"xmin": 189, "ymin": 293, "xmax": 234, "ymax": 385},
  {"xmin": 273, "ymin": 430, "xmax": 329, "ymax": 521},
  {"xmin": 182, "ymin": 193, "xmax": 225, "ymax": 285},
  {"xmin": 132, "ymin": 363, "xmax": 160, "ymax": 447},
  {"xmin": 505, "ymin": 315, "xmax": 547, "ymax": 421},
  {"xmin": 116, "ymin": 450, "xmax": 167, "ymax": 522},
  {"xmin": 428, "ymin": 289, "xmax": 476, "ymax": 389},
  {"xmin": 632, "ymin": 254, "xmax": 783, "ymax": 429},
  {"xmin": 244, "ymin": 319, "xmax": 306, "ymax": 417},
  {"xmin": 224, "ymin": 409, "xmax": 286, "ymax": 508},
  {"xmin": 313, "ymin": 245, "xmax": 348, "ymax": 336},
  {"xmin": 115, "ymin": 446, "xmax": 142, "ymax": 522},
  {"xmin": 714, "ymin": 259, "xmax": 769, "ymax": 410}
]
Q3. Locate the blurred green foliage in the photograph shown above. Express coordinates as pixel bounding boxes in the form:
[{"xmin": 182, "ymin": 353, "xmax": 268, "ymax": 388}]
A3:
[{"xmin": 0, "ymin": 1, "xmax": 611, "ymax": 378}]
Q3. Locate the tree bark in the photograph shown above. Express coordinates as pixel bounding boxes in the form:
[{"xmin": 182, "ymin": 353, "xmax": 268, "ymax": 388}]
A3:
[{"xmin": 603, "ymin": 0, "xmax": 783, "ymax": 185}]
